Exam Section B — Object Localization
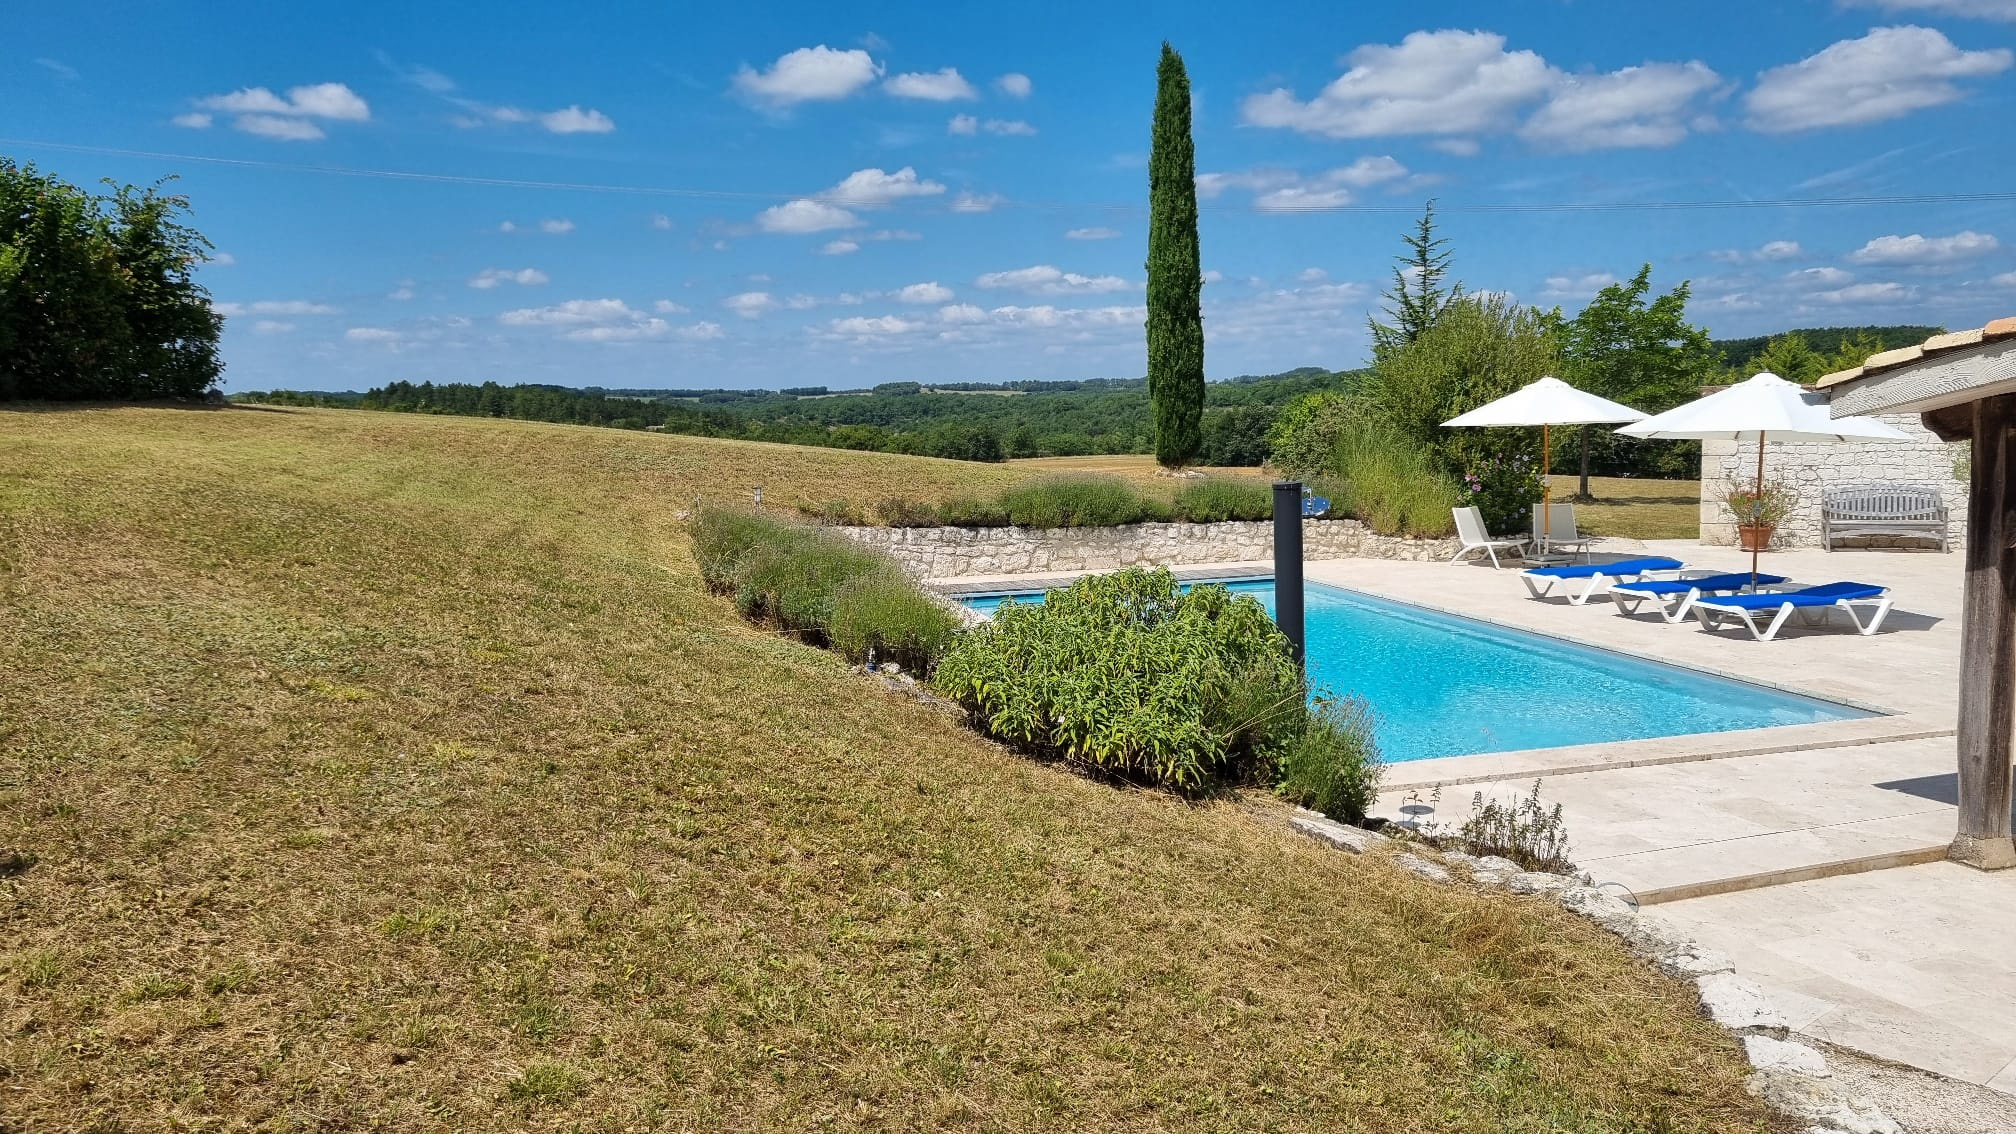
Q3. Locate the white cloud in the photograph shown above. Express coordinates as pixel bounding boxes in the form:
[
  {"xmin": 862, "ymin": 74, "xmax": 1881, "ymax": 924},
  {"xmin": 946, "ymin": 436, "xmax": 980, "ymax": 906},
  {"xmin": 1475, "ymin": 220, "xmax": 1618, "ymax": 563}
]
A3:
[
  {"xmin": 976, "ymin": 265, "xmax": 1131, "ymax": 294},
  {"xmin": 35, "ymin": 58, "xmax": 78, "ymax": 80},
  {"xmin": 953, "ymin": 117, "xmax": 1038, "ymax": 136},
  {"xmin": 829, "ymin": 315, "xmax": 925, "ymax": 336},
  {"xmin": 1817, "ymin": 281, "xmax": 1915, "ymax": 303},
  {"xmin": 723, "ymin": 291, "xmax": 779, "ymax": 318},
  {"xmin": 938, "ymin": 303, "xmax": 989, "ymax": 324},
  {"xmin": 1849, "ymin": 230, "xmax": 2000, "ymax": 264},
  {"xmin": 949, "ymin": 114, "xmax": 978, "ymax": 135},
  {"xmin": 1297, "ymin": 268, "xmax": 1329, "ymax": 283},
  {"xmin": 825, "ymin": 166, "xmax": 947, "ymax": 208},
  {"xmin": 252, "ymin": 320, "xmax": 295, "ymax": 335},
  {"xmin": 674, "ymin": 321, "xmax": 725, "ymax": 341},
  {"xmin": 895, "ymin": 282, "xmax": 955, "ymax": 304},
  {"xmin": 758, "ymin": 199, "xmax": 861, "ymax": 234},
  {"xmin": 214, "ymin": 299, "xmax": 339, "ymax": 317},
  {"xmin": 469, "ymin": 267, "xmax": 549, "ymax": 289},
  {"xmin": 951, "ymin": 190, "xmax": 1005, "ymax": 213},
  {"xmin": 1746, "ymin": 26, "xmax": 2012, "ymax": 132},
  {"xmin": 1758, "ymin": 240, "xmax": 1804, "ymax": 261},
  {"xmin": 649, "ymin": 213, "xmax": 673, "ymax": 230},
  {"xmin": 784, "ymin": 294, "xmax": 820, "ymax": 310},
  {"xmin": 1519, "ymin": 61, "xmax": 1723, "ymax": 151},
  {"xmin": 1431, "ymin": 138, "xmax": 1481, "ymax": 156},
  {"xmin": 884, "ymin": 67, "xmax": 977, "ymax": 101},
  {"xmin": 1066, "ymin": 227, "xmax": 1120, "ymax": 240},
  {"xmin": 654, "ymin": 299, "xmax": 689, "ymax": 314},
  {"xmin": 539, "ymin": 105, "xmax": 615, "ymax": 134},
  {"xmin": 540, "ymin": 218, "xmax": 575, "ymax": 235},
  {"xmin": 1202, "ymin": 270, "xmax": 1225, "ymax": 284},
  {"xmin": 345, "ymin": 326, "xmax": 401, "ymax": 343},
  {"xmin": 733, "ymin": 45, "xmax": 882, "ymax": 106},
  {"xmin": 388, "ymin": 284, "xmax": 416, "ymax": 301},
  {"xmin": 1994, "ymin": 271, "xmax": 2016, "ymax": 286},
  {"xmin": 568, "ymin": 320, "xmax": 669, "ymax": 342},
  {"xmin": 996, "ymin": 72, "xmax": 1033, "ymax": 98},
  {"xmin": 1540, "ymin": 272, "xmax": 1621, "ymax": 299},
  {"xmin": 500, "ymin": 298, "xmax": 639, "ymax": 326},
  {"xmin": 1841, "ymin": 0, "xmax": 2016, "ymax": 21},
  {"xmin": 1195, "ymin": 157, "xmax": 1414, "ymax": 212},
  {"xmin": 868, "ymin": 229, "xmax": 922, "ymax": 242},
  {"xmin": 499, "ymin": 221, "xmax": 518, "ymax": 233},
  {"xmin": 1241, "ymin": 30, "xmax": 1555, "ymax": 138},
  {"xmin": 820, "ymin": 239, "xmax": 861, "ymax": 255},
  {"xmin": 192, "ymin": 82, "xmax": 369, "ymax": 140},
  {"xmin": 495, "ymin": 297, "xmax": 714, "ymax": 343},
  {"xmin": 1790, "ymin": 266, "xmax": 1856, "ymax": 286}
]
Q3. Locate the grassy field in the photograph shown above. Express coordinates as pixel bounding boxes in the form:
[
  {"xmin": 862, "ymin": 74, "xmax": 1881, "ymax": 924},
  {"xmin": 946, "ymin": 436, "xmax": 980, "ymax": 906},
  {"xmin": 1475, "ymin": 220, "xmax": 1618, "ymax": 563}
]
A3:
[
  {"xmin": 1548, "ymin": 476, "xmax": 1702, "ymax": 542},
  {"xmin": 0, "ymin": 407, "xmax": 1773, "ymax": 1131}
]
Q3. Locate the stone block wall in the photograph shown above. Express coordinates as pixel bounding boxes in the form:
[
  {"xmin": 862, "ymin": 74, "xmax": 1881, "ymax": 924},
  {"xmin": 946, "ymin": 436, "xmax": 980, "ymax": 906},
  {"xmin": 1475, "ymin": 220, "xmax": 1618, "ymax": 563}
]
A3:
[
  {"xmin": 833, "ymin": 519, "xmax": 1458, "ymax": 578},
  {"xmin": 1699, "ymin": 411, "xmax": 1965, "ymax": 550}
]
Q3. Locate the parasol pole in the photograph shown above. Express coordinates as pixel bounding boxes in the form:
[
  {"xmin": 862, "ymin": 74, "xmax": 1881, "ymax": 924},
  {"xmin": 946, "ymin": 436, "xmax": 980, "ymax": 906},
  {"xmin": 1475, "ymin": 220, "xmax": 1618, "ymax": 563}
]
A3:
[
  {"xmin": 1751, "ymin": 430, "xmax": 1766, "ymax": 588},
  {"xmin": 1541, "ymin": 422, "xmax": 1551, "ymax": 558}
]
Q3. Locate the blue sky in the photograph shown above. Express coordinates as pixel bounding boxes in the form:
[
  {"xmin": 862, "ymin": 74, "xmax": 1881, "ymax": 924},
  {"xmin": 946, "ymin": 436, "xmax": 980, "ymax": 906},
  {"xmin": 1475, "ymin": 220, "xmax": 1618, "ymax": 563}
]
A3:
[{"xmin": 7, "ymin": 0, "xmax": 2015, "ymax": 391}]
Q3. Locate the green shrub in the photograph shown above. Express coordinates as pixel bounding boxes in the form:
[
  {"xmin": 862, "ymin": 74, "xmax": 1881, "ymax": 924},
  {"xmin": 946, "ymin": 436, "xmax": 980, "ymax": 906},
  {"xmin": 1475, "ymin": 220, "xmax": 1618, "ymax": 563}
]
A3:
[
  {"xmin": 733, "ymin": 528, "xmax": 892, "ymax": 637},
  {"xmin": 933, "ymin": 568, "xmax": 1303, "ymax": 791},
  {"xmin": 935, "ymin": 494, "xmax": 1010, "ymax": 527},
  {"xmin": 829, "ymin": 574, "xmax": 960, "ymax": 672},
  {"xmin": 1457, "ymin": 452, "xmax": 1544, "ymax": 535},
  {"xmin": 690, "ymin": 507, "xmax": 777, "ymax": 593},
  {"xmin": 874, "ymin": 496, "xmax": 941, "ymax": 527},
  {"xmin": 1173, "ymin": 477, "xmax": 1273, "ymax": 523},
  {"xmin": 1277, "ymin": 697, "xmax": 1383, "ymax": 823},
  {"xmin": 1332, "ymin": 419, "xmax": 1459, "ymax": 538},
  {"xmin": 998, "ymin": 476, "xmax": 1165, "ymax": 528},
  {"xmin": 1267, "ymin": 392, "xmax": 1356, "ymax": 480},
  {"xmin": 795, "ymin": 498, "xmax": 864, "ymax": 525}
]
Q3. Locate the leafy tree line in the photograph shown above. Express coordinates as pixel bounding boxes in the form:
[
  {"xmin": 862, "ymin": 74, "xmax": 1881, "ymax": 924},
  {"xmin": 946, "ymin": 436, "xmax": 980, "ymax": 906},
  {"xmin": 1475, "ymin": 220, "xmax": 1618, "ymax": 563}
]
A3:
[{"xmin": 0, "ymin": 158, "xmax": 223, "ymax": 400}]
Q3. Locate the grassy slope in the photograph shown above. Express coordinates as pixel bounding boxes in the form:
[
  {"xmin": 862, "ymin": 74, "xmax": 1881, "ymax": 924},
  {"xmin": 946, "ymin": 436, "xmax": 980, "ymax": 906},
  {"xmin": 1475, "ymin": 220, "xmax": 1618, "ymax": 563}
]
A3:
[
  {"xmin": 1549, "ymin": 476, "xmax": 1702, "ymax": 542},
  {"xmin": 0, "ymin": 407, "xmax": 1776, "ymax": 1131}
]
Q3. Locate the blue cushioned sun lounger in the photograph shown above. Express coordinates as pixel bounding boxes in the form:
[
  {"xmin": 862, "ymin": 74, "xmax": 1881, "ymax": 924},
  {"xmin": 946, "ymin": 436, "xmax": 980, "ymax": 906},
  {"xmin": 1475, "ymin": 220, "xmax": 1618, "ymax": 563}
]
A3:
[
  {"xmin": 1690, "ymin": 582, "xmax": 1893, "ymax": 641},
  {"xmin": 1520, "ymin": 556, "xmax": 1684, "ymax": 606},
  {"xmin": 1611, "ymin": 571, "xmax": 1790, "ymax": 623}
]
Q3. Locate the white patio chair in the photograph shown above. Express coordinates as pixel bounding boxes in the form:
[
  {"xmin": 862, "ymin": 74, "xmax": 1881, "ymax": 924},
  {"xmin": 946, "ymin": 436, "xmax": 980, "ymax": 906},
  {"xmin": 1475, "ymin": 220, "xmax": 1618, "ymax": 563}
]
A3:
[
  {"xmin": 1531, "ymin": 502, "xmax": 1599, "ymax": 563},
  {"xmin": 1449, "ymin": 506, "xmax": 1528, "ymax": 568}
]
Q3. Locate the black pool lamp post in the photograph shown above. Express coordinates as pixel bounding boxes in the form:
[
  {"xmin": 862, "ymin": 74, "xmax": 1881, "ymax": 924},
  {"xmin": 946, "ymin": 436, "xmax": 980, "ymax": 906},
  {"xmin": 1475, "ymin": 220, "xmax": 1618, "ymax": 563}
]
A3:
[{"xmin": 1272, "ymin": 480, "xmax": 1306, "ymax": 671}]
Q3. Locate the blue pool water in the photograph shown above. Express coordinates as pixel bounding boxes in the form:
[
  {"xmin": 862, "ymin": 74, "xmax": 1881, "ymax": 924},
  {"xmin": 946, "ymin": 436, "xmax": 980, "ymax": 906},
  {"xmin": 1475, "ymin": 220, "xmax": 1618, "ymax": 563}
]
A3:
[{"xmin": 955, "ymin": 579, "xmax": 1873, "ymax": 762}]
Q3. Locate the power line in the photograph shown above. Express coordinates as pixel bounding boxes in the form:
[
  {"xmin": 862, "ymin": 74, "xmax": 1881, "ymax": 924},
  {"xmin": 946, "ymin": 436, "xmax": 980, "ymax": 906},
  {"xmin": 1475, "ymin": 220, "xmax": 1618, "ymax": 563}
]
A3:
[{"xmin": 6, "ymin": 136, "xmax": 2015, "ymax": 216}]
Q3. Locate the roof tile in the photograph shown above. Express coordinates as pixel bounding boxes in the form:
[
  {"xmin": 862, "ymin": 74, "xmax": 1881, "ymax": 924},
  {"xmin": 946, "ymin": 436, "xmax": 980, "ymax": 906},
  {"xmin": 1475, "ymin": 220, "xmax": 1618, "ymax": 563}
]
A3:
[
  {"xmin": 1922, "ymin": 329, "xmax": 1984, "ymax": 353},
  {"xmin": 1986, "ymin": 316, "xmax": 2016, "ymax": 340},
  {"xmin": 1814, "ymin": 365, "xmax": 1864, "ymax": 390},
  {"xmin": 1862, "ymin": 344, "xmax": 1925, "ymax": 374}
]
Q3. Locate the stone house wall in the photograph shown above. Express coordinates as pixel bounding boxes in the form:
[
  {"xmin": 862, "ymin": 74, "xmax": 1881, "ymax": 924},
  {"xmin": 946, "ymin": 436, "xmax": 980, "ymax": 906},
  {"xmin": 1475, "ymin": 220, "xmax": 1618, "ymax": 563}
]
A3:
[
  {"xmin": 834, "ymin": 519, "xmax": 1458, "ymax": 578},
  {"xmin": 1699, "ymin": 411, "xmax": 1965, "ymax": 550}
]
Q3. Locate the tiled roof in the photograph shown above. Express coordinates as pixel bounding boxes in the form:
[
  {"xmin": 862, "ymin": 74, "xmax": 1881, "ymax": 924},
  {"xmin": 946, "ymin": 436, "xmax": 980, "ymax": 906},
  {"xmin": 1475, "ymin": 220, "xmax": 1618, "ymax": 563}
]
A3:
[{"xmin": 1815, "ymin": 316, "xmax": 2016, "ymax": 389}]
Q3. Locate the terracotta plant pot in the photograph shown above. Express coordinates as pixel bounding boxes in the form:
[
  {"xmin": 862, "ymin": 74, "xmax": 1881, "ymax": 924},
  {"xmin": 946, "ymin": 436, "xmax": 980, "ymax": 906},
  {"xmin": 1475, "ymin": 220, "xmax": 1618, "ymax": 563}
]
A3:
[{"xmin": 1737, "ymin": 523, "xmax": 1774, "ymax": 552}]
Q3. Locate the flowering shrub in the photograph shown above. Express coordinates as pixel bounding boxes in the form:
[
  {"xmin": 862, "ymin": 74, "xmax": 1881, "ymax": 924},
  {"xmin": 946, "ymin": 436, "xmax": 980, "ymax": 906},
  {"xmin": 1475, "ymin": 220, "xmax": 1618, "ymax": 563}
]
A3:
[
  {"xmin": 1458, "ymin": 452, "xmax": 1545, "ymax": 534},
  {"xmin": 1723, "ymin": 479, "xmax": 1798, "ymax": 528}
]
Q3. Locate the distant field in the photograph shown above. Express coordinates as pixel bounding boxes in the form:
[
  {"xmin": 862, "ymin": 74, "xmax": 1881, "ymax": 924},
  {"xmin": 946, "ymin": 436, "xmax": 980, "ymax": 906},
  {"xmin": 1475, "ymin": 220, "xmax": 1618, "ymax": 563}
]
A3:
[
  {"xmin": 1550, "ymin": 476, "xmax": 1702, "ymax": 542},
  {"xmin": 0, "ymin": 408, "xmax": 1771, "ymax": 1130}
]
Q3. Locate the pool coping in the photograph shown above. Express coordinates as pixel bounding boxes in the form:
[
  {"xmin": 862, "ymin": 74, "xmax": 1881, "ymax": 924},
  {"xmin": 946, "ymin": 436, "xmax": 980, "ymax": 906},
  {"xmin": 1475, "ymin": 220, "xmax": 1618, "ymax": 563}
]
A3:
[{"xmin": 926, "ymin": 559, "xmax": 1942, "ymax": 789}]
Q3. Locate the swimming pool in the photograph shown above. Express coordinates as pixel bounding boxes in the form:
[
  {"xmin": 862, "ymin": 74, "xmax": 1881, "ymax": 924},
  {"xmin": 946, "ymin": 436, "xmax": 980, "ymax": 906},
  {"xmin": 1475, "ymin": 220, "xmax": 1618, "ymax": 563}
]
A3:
[{"xmin": 953, "ymin": 578, "xmax": 1874, "ymax": 762}]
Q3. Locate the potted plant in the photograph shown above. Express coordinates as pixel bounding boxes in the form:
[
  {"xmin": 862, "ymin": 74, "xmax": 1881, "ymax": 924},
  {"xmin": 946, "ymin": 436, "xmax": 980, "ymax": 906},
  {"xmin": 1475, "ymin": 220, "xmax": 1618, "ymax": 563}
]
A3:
[{"xmin": 1724, "ymin": 480, "xmax": 1798, "ymax": 551}]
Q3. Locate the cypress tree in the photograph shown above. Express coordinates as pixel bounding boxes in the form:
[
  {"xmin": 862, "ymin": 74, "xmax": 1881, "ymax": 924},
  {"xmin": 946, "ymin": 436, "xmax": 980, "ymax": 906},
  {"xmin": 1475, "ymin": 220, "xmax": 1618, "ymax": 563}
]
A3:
[{"xmin": 1146, "ymin": 42, "xmax": 1204, "ymax": 468}]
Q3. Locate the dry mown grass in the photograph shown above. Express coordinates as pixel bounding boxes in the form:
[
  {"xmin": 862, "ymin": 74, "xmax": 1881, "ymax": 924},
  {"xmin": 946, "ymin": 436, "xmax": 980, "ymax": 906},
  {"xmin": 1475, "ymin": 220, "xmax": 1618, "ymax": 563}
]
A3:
[
  {"xmin": 0, "ymin": 407, "xmax": 1780, "ymax": 1131},
  {"xmin": 1548, "ymin": 476, "xmax": 1703, "ymax": 542}
]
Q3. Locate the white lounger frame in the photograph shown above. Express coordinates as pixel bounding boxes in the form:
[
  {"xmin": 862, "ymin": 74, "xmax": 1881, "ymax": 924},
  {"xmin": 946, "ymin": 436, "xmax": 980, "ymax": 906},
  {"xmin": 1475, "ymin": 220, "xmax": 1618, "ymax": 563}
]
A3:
[
  {"xmin": 1611, "ymin": 580, "xmax": 1752, "ymax": 624},
  {"xmin": 1521, "ymin": 563, "xmax": 1680, "ymax": 607},
  {"xmin": 1690, "ymin": 593, "xmax": 1895, "ymax": 642}
]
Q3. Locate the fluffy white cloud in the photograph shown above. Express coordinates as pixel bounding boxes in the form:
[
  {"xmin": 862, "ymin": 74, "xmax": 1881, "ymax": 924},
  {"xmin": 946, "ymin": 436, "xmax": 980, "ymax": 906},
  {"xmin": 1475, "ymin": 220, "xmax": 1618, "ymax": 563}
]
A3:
[
  {"xmin": 1195, "ymin": 157, "xmax": 1413, "ymax": 212},
  {"xmin": 468, "ymin": 267, "xmax": 549, "ymax": 289},
  {"xmin": 829, "ymin": 314, "xmax": 926, "ymax": 336},
  {"xmin": 951, "ymin": 190, "xmax": 1005, "ymax": 213},
  {"xmin": 191, "ymin": 82, "xmax": 369, "ymax": 140},
  {"xmin": 1758, "ymin": 240, "xmax": 1804, "ymax": 261},
  {"xmin": 214, "ymin": 299, "xmax": 339, "ymax": 317},
  {"xmin": 540, "ymin": 218, "xmax": 575, "ymax": 235},
  {"xmin": 539, "ymin": 105, "xmax": 615, "ymax": 133},
  {"xmin": 895, "ymin": 282, "xmax": 955, "ymax": 304},
  {"xmin": 345, "ymin": 326, "xmax": 400, "ymax": 343},
  {"xmin": 938, "ymin": 303, "xmax": 989, "ymax": 324},
  {"xmin": 948, "ymin": 114, "xmax": 978, "ymax": 135},
  {"xmin": 820, "ymin": 239, "xmax": 861, "ymax": 255},
  {"xmin": 733, "ymin": 46, "xmax": 882, "ymax": 106},
  {"xmin": 1746, "ymin": 26, "xmax": 2012, "ymax": 132},
  {"xmin": 252, "ymin": 320, "xmax": 294, "ymax": 335},
  {"xmin": 654, "ymin": 299, "xmax": 689, "ymax": 314},
  {"xmin": 1066, "ymin": 227, "xmax": 1120, "ymax": 240},
  {"xmin": 387, "ymin": 284, "xmax": 416, "ymax": 301},
  {"xmin": 1297, "ymin": 268, "xmax": 1328, "ymax": 283},
  {"xmin": 1817, "ymin": 281, "xmax": 1915, "ymax": 303},
  {"xmin": 757, "ymin": 199, "xmax": 861, "ymax": 234},
  {"xmin": 450, "ymin": 101, "xmax": 617, "ymax": 134},
  {"xmin": 996, "ymin": 72, "xmax": 1033, "ymax": 98},
  {"xmin": 976, "ymin": 265, "xmax": 1131, "ymax": 294},
  {"xmin": 649, "ymin": 213, "xmax": 673, "ymax": 230},
  {"xmin": 1994, "ymin": 271, "xmax": 2016, "ymax": 287},
  {"xmin": 951, "ymin": 116, "xmax": 1036, "ymax": 136},
  {"xmin": 500, "ymin": 298, "xmax": 639, "ymax": 326},
  {"xmin": 723, "ymin": 291, "xmax": 779, "ymax": 318},
  {"xmin": 826, "ymin": 167, "xmax": 947, "ymax": 208},
  {"xmin": 1519, "ymin": 61, "xmax": 1722, "ymax": 150},
  {"xmin": 236, "ymin": 115, "xmax": 327, "ymax": 141},
  {"xmin": 674, "ymin": 321, "xmax": 725, "ymax": 341},
  {"xmin": 884, "ymin": 68, "xmax": 977, "ymax": 100},
  {"xmin": 1241, "ymin": 30, "xmax": 1555, "ymax": 138},
  {"xmin": 1790, "ymin": 266, "xmax": 1856, "ymax": 286},
  {"xmin": 171, "ymin": 112, "xmax": 213, "ymax": 129},
  {"xmin": 1431, "ymin": 138, "xmax": 1481, "ymax": 156},
  {"xmin": 1841, "ymin": 0, "xmax": 2016, "ymax": 20},
  {"xmin": 495, "ymin": 298, "xmax": 717, "ymax": 343},
  {"xmin": 1540, "ymin": 272, "xmax": 1620, "ymax": 299},
  {"xmin": 1849, "ymin": 230, "xmax": 2001, "ymax": 264}
]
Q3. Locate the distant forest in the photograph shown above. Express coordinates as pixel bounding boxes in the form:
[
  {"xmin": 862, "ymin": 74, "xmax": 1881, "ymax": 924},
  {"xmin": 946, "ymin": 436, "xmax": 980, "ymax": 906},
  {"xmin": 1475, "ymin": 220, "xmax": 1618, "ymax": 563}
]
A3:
[{"xmin": 236, "ymin": 324, "xmax": 1941, "ymax": 467}]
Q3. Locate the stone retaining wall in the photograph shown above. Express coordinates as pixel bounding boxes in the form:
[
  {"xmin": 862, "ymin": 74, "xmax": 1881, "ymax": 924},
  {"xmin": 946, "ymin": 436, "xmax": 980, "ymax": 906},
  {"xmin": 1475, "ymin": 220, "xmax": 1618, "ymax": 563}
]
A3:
[
  {"xmin": 1700, "ymin": 410, "xmax": 1965, "ymax": 551},
  {"xmin": 834, "ymin": 519, "xmax": 1457, "ymax": 578}
]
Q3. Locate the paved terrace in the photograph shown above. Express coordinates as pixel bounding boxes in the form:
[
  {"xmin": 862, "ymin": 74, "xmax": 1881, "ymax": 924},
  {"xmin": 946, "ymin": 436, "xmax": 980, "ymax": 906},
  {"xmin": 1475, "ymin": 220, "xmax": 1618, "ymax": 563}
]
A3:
[{"xmin": 938, "ymin": 540, "xmax": 2015, "ymax": 1094}]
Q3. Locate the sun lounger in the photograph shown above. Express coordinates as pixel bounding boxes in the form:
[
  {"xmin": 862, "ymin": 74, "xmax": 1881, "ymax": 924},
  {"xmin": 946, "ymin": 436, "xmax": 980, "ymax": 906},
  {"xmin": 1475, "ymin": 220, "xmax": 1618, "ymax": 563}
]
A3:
[
  {"xmin": 1520, "ymin": 556, "xmax": 1684, "ymax": 606},
  {"xmin": 1690, "ymin": 582, "xmax": 1893, "ymax": 641},
  {"xmin": 1610, "ymin": 571, "xmax": 1790, "ymax": 623},
  {"xmin": 1449, "ymin": 506, "xmax": 1529, "ymax": 568}
]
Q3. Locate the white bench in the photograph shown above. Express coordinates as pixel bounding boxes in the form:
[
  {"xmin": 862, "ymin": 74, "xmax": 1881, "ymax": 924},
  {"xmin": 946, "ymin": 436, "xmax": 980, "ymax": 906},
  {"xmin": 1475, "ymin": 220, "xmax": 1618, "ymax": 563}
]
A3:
[{"xmin": 1821, "ymin": 484, "xmax": 1949, "ymax": 552}]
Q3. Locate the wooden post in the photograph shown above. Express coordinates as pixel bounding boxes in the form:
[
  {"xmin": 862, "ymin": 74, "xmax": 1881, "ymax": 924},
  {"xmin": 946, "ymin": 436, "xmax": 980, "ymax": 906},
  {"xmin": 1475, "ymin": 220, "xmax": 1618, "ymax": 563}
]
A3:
[
  {"xmin": 1272, "ymin": 481, "xmax": 1305, "ymax": 670},
  {"xmin": 1954, "ymin": 393, "xmax": 2016, "ymax": 869}
]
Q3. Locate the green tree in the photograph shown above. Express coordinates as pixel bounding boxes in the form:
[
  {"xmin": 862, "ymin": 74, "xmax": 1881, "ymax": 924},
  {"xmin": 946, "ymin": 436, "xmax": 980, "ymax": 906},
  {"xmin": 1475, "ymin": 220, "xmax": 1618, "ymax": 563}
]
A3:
[
  {"xmin": 1146, "ymin": 42, "xmax": 1205, "ymax": 468},
  {"xmin": 1744, "ymin": 332, "xmax": 1828, "ymax": 385},
  {"xmin": 1558, "ymin": 264, "xmax": 1716, "ymax": 497},
  {"xmin": 1368, "ymin": 200, "xmax": 1459, "ymax": 362},
  {"xmin": 1363, "ymin": 293, "xmax": 1561, "ymax": 475}
]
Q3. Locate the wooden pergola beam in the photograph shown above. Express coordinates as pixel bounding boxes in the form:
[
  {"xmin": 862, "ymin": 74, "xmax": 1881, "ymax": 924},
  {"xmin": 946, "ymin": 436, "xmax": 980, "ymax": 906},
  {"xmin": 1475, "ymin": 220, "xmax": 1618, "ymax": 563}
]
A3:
[{"xmin": 1953, "ymin": 394, "xmax": 2016, "ymax": 870}]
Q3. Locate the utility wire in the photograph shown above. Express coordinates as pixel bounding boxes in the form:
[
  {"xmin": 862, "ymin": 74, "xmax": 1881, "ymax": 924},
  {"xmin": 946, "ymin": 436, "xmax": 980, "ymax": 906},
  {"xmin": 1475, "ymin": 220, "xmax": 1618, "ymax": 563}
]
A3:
[{"xmin": 5, "ymin": 136, "xmax": 2015, "ymax": 215}]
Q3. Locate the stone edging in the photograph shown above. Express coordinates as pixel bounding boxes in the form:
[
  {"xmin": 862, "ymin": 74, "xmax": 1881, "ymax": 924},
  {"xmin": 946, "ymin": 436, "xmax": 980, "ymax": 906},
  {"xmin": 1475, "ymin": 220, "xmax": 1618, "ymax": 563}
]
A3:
[
  {"xmin": 1289, "ymin": 812, "xmax": 1904, "ymax": 1134},
  {"xmin": 835, "ymin": 519, "xmax": 1459, "ymax": 579}
]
